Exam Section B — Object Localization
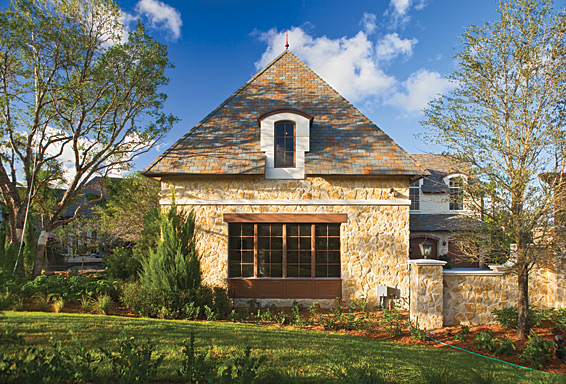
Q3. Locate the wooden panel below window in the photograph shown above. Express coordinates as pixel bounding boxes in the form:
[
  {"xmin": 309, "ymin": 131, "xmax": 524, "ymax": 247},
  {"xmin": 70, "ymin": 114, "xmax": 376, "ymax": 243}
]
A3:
[
  {"xmin": 223, "ymin": 213, "xmax": 347, "ymax": 223},
  {"xmin": 227, "ymin": 278, "xmax": 342, "ymax": 299}
]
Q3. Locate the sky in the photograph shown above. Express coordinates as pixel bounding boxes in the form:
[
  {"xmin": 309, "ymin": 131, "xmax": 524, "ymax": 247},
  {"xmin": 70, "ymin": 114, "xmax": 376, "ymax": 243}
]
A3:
[{"xmin": 3, "ymin": 0, "xmax": 565, "ymax": 174}]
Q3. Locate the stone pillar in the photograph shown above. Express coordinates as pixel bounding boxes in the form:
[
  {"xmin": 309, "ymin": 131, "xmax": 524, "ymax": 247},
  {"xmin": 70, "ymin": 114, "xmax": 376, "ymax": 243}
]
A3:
[{"xmin": 408, "ymin": 259, "xmax": 446, "ymax": 330}]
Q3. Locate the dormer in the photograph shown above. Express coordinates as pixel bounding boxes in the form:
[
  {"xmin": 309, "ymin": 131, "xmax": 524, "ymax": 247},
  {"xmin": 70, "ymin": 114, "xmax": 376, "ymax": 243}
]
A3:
[{"xmin": 259, "ymin": 109, "xmax": 313, "ymax": 180}]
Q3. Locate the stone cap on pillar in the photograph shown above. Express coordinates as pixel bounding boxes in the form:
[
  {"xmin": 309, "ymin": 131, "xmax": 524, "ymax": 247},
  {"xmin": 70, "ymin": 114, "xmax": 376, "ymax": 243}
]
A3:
[{"xmin": 408, "ymin": 259, "xmax": 447, "ymax": 266}]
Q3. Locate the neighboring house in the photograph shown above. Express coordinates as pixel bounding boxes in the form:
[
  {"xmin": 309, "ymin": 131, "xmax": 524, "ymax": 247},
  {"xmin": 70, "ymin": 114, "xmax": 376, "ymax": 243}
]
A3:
[
  {"xmin": 144, "ymin": 49, "xmax": 427, "ymax": 306},
  {"xmin": 408, "ymin": 154, "xmax": 478, "ymax": 268}
]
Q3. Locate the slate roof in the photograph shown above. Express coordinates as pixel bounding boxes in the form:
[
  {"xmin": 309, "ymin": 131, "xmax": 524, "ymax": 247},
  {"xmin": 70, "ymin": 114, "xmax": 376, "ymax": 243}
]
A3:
[
  {"xmin": 410, "ymin": 214, "xmax": 469, "ymax": 232},
  {"xmin": 144, "ymin": 50, "xmax": 426, "ymax": 177},
  {"xmin": 411, "ymin": 154, "xmax": 464, "ymax": 193}
]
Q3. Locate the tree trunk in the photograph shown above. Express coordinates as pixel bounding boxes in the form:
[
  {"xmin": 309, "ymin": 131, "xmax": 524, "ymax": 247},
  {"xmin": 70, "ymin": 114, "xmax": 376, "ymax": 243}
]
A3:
[
  {"xmin": 517, "ymin": 267, "xmax": 530, "ymax": 339},
  {"xmin": 32, "ymin": 230, "xmax": 49, "ymax": 278}
]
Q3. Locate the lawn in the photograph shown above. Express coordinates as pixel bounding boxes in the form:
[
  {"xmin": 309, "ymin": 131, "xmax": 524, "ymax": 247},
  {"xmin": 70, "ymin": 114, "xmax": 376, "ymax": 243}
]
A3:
[{"xmin": 0, "ymin": 311, "xmax": 560, "ymax": 383}]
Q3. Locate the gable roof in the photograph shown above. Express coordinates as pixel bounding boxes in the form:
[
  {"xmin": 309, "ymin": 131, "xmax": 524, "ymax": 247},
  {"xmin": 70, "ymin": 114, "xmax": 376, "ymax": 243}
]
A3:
[
  {"xmin": 411, "ymin": 154, "xmax": 465, "ymax": 193},
  {"xmin": 144, "ymin": 50, "xmax": 426, "ymax": 177}
]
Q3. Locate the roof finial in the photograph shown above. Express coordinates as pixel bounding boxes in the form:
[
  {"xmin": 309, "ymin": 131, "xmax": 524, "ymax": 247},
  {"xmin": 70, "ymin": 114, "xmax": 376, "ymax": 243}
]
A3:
[{"xmin": 285, "ymin": 30, "xmax": 289, "ymax": 50}]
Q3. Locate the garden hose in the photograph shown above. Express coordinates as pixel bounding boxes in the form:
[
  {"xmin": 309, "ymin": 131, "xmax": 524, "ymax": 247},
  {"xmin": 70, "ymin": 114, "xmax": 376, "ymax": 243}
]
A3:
[{"xmin": 425, "ymin": 333, "xmax": 549, "ymax": 375}]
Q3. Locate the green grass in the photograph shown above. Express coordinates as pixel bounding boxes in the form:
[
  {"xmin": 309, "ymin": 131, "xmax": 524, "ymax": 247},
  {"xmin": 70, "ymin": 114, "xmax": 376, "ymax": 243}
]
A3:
[{"xmin": 0, "ymin": 311, "xmax": 560, "ymax": 383}]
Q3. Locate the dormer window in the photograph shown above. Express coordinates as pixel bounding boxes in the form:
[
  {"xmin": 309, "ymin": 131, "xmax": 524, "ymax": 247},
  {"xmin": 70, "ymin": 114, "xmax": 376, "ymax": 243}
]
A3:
[
  {"xmin": 259, "ymin": 109, "xmax": 313, "ymax": 179},
  {"xmin": 275, "ymin": 121, "xmax": 295, "ymax": 168}
]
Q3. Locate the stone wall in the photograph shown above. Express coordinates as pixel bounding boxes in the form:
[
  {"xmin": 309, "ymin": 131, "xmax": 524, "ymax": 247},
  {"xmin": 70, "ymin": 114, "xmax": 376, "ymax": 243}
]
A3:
[
  {"xmin": 409, "ymin": 260, "xmax": 445, "ymax": 329},
  {"xmin": 159, "ymin": 175, "xmax": 411, "ymax": 308},
  {"xmin": 443, "ymin": 262, "xmax": 566, "ymax": 326}
]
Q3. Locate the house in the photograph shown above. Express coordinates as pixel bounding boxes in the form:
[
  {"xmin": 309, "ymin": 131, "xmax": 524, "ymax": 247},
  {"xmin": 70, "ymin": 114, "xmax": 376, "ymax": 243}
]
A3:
[
  {"xmin": 143, "ymin": 49, "xmax": 427, "ymax": 307},
  {"xmin": 408, "ymin": 154, "xmax": 478, "ymax": 268}
]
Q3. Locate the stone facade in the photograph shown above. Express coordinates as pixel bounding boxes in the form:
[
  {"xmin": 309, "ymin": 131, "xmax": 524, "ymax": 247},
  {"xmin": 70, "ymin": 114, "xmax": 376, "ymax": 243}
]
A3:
[
  {"xmin": 409, "ymin": 260, "xmax": 445, "ymax": 329},
  {"xmin": 159, "ymin": 175, "xmax": 412, "ymax": 308}
]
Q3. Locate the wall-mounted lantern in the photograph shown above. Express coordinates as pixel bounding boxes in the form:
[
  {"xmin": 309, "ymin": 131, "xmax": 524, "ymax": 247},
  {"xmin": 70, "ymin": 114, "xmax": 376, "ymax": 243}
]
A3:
[{"xmin": 419, "ymin": 239, "xmax": 433, "ymax": 259}]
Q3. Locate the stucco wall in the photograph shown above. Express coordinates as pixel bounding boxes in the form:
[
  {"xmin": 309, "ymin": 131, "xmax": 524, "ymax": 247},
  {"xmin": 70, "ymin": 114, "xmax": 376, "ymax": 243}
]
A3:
[{"xmin": 159, "ymin": 176, "xmax": 411, "ymax": 308}]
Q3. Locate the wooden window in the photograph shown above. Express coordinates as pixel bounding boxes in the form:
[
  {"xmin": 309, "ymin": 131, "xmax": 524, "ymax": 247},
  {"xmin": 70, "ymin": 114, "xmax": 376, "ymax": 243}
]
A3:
[
  {"xmin": 315, "ymin": 224, "xmax": 341, "ymax": 277},
  {"xmin": 409, "ymin": 180, "xmax": 420, "ymax": 211},
  {"xmin": 257, "ymin": 224, "xmax": 283, "ymax": 277},
  {"xmin": 286, "ymin": 224, "xmax": 312, "ymax": 277},
  {"xmin": 228, "ymin": 224, "xmax": 255, "ymax": 277},
  {"xmin": 449, "ymin": 177, "xmax": 464, "ymax": 211},
  {"xmin": 227, "ymin": 222, "xmax": 341, "ymax": 278},
  {"xmin": 274, "ymin": 121, "xmax": 295, "ymax": 168}
]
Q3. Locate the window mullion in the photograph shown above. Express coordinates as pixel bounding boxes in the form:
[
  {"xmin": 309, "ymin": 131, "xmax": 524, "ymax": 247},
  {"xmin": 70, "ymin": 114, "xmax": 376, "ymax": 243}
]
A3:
[
  {"xmin": 283, "ymin": 224, "xmax": 287, "ymax": 278},
  {"xmin": 253, "ymin": 224, "xmax": 258, "ymax": 278},
  {"xmin": 311, "ymin": 224, "xmax": 315, "ymax": 278}
]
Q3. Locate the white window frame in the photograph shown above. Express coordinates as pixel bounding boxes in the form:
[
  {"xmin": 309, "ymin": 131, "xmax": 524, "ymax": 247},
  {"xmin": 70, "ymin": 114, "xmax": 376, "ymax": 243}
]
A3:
[
  {"xmin": 409, "ymin": 179, "xmax": 421, "ymax": 211},
  {"xmin": 259, "ymin": 110, "xmax": 312, "ymax": 180}
]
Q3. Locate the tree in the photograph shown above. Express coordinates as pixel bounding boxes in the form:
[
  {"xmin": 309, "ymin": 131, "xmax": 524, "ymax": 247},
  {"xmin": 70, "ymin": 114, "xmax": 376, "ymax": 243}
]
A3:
[
  {"xmin": 140, "ymin": 204, "xmax": 201, "ymax": 292},
  {"xmin": 422, "ymin": 0, "xmax": 566, "ymax": 339},
  {"xmin": 96, "ymin": 172, "xmax": 160, "ymax": 249},
  {"xmin": 0, "ymin": 0, "xmax": 176, "ymax": 275}
]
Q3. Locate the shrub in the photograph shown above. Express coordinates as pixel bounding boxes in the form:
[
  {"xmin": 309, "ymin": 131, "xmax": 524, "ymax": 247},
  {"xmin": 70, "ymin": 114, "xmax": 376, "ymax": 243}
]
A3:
[
  {"xmin": 473, "ymin": 328, "xmax": 496, "ymax": 353},
  {"xmin": 409, "ymin": 318, "xmax": 427, "ymax": 341},
  {"xmin": 520, "ymin": 331, "xmax": 555, "ymax": 369},
  {"xmin": 140, "ymin": 203, "xmax": 201, "ymax": 293},
  {"xmin": 494, "ymin": 335, "xmax": 516, "ymax": 356},
  {"xmin": 493, "ymin": 306, "xmax": 553, "ymax": 329},
  {"xmin": 104, "ymin": 247, "xmax": 143, "ymax": 281},
  {"xmin": 219, "ymin": 346, "xmax": 265, "ymax": 384},
  {"xmin": 177, "ymin": 331, "xmax": 216, "ymax": 383},
  {"xmin": 120, "ymin": 282, "xmax": 228, "ymax": 320},
  {"xmin": 379, "ymin": 308, "xmax": 405, "ymax": 336},
  {"xmin": 94, "ymin": 294, "xmax": 113, "ymax": 315},
  {"xmin": 106, "ymin": 332, "xmax": 164, "ymax": 384},
  {"xmin": 52, "ymin": 296, "xmax": 65, "ymax": 313},
  {"xmin": 21, "ymin": 274, "xmax": 119, "ymax": 304}
]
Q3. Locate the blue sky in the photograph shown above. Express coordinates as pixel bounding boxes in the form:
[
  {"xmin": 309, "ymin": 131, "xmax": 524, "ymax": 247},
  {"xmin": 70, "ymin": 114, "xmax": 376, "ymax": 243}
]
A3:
[
  {"xmin": 116, "ymin": 0, "xmax": 499, "ymax": 171},
  {"xmin": 4, "ymin": 0, "xmax": 565, "ymax": 173}
]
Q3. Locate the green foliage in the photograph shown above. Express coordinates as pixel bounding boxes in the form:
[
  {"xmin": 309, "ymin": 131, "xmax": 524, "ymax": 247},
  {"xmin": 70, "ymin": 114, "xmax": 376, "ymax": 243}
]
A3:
[
  {"xmin": 0, "ymin": 0, "xmax": 176, "ymax": 266},
  {"xmin": 332, "ymin": 361, "xmax": 393, "ymax": 384},
  {"xmin": 218, "ymin": 346, "xmax": 266, "ymax": 384},
  {"xmin": 177, "ymin": 331, "xmax": 216, "ymax": 383},
  {"xmin": 140, "ymin": 203, "xmax": 201, "ymax": 293},
  {"xmin": 494, "ymin": 335, "xmax": 516, "ymax": 357},
  {"xmin": 473, "ymin": 329, "xmax": 496, "ymax": 353},
  {"xmin": 103, "ymin": 247, "xmax": 143, "ymax": 281},
  {"xmin": 0, "ymin": 334, "xmax": 100, "ymax": 384},
  {"xmin": 520, "ymin": 331, "xmax": 555, "ymax": 369},
  {"xmin": 106, "ymin": 331, "xmax": 164, "ymax": 384},
  {"xmin": 120, "ymin": 282, "xmax": 229, "ymax": 320},
  {"xmin": 52, "ymin": 296, "xmax": 65, "ymax": 313},
  {"xmin": 93, "ymin": 294, "xmax": 112, "ymax": 315},
  {"xmin": 409, "ymin": 318, "xmax": 427, "ymax": 341},
  {"xmin": 493, "ymin": 306, "xmax": 553, "ymax": 329},
  {"xmin": 96, "ymin": 173, "xmax": 161, "ymax": 250},
  {"xmin": 20, "ymin": 274, "xmax": 119, "ymax": 303},
  {"xmin": 379, "ymin": 308, "xmax": 405, "ymax": 336},
  {"xmin": 421, "ymin": 0, "xmax": 566, "ymax": 338}
]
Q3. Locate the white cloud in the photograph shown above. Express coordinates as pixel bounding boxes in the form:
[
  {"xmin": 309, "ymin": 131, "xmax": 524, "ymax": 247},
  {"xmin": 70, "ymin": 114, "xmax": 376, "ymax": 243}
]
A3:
[
  {"xmin": 256, "ymin": 12, "xmax": 451, "ymax": 114},
  {"xmin": 385, "ymin": 0, "xmax": 428, "ymax": 28},
  {"xmin": 134, "ymin": 0, "xmax": 182, "ymax": 40},
  {"xmin": 256, "ymin": 27, "xmax": 396, "ymax": 103},
  {"xmin": 386, "ymin": 69, "xmax": 455, "ymax": 113},
  {"xmin": 376, "ymin": 33, "xmax": 418, "ymax": 61},
  {"xmin": 360, "ymin": 12, "xmax": 377, "ymax": 35}
]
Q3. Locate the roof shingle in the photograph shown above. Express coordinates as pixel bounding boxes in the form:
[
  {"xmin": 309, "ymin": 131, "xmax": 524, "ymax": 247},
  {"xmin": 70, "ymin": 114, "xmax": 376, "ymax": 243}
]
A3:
[{"xmin": 145, "ymin": 50, "xmax": 426, "ymax": 177}]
